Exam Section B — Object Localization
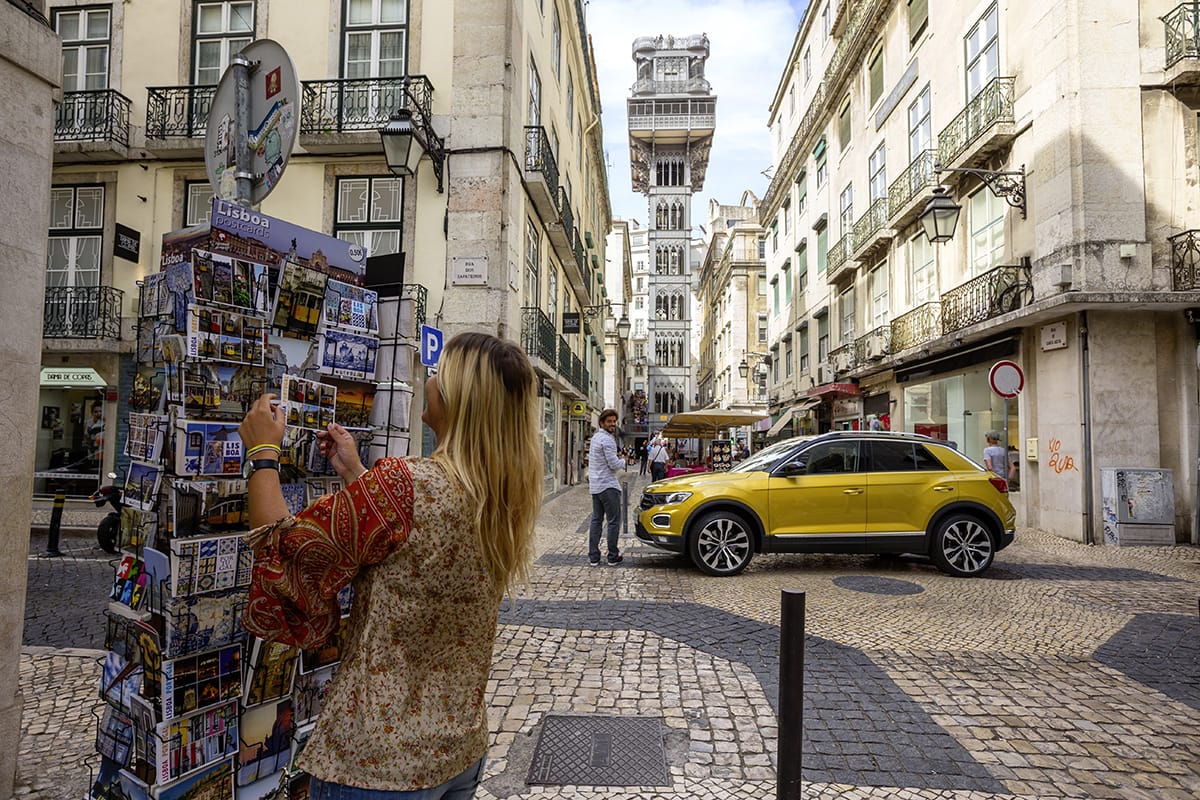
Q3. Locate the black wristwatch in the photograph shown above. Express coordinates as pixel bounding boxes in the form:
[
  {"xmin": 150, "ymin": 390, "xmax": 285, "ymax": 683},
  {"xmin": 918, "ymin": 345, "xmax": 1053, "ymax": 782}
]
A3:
[{"xmin": 242, "ymin": 458, "xmax": 281, "ymax": 479}]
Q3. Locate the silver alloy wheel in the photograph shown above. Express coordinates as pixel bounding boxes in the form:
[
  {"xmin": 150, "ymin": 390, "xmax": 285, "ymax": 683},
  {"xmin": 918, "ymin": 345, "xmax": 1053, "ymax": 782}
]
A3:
[
  {"xmin": 693, "ymin": 515, "xmax": 753, "ymax": 575},
  {"xmin": 939, "ymin": 517, "xmax": 994, "ymax": 575}
]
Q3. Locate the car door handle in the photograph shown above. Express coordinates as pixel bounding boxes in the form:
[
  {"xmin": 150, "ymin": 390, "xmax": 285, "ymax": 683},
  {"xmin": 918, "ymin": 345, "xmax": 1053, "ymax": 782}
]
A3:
[
  {"xmin": 843, "ymin": 488, "xmax": 863, "ymax": 495},
  {"xmin": 933, "ymin": 486, "xmax": 954, "ymax": 493}
]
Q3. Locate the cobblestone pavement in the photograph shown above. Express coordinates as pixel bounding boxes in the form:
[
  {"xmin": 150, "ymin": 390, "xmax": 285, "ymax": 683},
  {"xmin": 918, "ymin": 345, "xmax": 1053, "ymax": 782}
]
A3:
[{"xmin": 18, "ymin": 477, "xmax": 1200, "ymax": 799}]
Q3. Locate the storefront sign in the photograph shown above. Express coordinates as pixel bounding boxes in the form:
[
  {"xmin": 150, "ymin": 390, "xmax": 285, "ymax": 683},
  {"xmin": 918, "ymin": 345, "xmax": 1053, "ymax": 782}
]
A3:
[
  {"xmin": 114, "ymin": 224, "xmax": 141, "ymax": 262},
  {"xmin": 39, "ymin": 367, "xmax": 106, "ymax": 387},
  {"xmin": 570, "ymin": 401, "xmax": 588, "ymax": 417},
  {"xmin": 832, "ymin": 397, "xmax": 862, "ymax": 418},
  {"xmin": 451, "ymin": 256, "xmax": 488, "ymax": 285},
  {"xmin": 562, "ymin": 312, "xmax": 581, "ymax": 334},
  {"xmin": 1040, "ymin": 322, "xmax": 1068, "ymax": 351},
  {"xmin": 806, "ymin": 382, "xmax": 859, "ymax": 397}
]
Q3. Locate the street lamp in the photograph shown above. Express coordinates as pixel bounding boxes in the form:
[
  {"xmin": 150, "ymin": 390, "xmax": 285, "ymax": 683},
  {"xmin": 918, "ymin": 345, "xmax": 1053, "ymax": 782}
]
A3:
[
  {"xmin": 919, "ymin": 164, "xmax": 1026, "ymax": 243},
  {"xmin": 584, "ymin": 302, "xmax": 631, "ymax": 341},
  {"xmin": 378, "ymin": 89, "xmax": 447, "ymax": 193}
]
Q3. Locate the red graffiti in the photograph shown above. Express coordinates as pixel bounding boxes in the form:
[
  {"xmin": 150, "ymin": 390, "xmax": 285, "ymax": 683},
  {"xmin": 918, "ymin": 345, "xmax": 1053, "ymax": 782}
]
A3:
[{"xmin": 1047, "ymin": 437, "xmax": 1079, "ymax": 474}]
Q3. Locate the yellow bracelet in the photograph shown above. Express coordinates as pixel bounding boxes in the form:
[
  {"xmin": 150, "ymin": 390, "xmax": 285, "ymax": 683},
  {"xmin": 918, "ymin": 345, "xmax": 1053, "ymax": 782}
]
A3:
[{"xmin": 245, "ymin": 443, "xmax": 282, "ymax": 458}]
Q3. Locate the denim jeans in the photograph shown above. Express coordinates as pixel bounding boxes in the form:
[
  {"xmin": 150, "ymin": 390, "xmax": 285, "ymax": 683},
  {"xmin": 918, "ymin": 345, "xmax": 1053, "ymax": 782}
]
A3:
[
  {"xmin": 310, "ymin": 759, "xmax": 485, "ymax": 800},
  {"xmin": 589, "ymin": 487, "xmax": 621, "ymax": 561}
]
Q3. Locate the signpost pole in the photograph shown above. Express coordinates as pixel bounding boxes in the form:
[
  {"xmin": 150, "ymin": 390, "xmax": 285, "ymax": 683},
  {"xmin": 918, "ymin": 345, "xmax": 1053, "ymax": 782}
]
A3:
[{"xmin": 232, "ymin": 53, "xmax": 254, "ymax": 207}]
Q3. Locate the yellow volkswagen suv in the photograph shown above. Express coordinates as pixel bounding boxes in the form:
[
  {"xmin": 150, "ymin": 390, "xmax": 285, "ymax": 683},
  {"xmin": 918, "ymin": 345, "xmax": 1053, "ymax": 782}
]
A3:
[{"xmin": 635, "ymin": 431, "xmax": 1016, "ymax": 577}]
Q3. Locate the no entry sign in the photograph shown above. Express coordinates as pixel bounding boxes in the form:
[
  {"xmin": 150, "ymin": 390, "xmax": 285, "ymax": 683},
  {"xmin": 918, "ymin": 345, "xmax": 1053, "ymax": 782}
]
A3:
[{"xmin": 988, "ymin": 360, "xmax": 1025, "ymax": 398}]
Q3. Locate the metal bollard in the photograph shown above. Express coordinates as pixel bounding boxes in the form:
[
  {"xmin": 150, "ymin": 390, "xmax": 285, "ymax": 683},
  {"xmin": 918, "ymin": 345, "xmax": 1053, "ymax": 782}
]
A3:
[
  {"xmin": 777, "ymin": 589, "xmax": 805, "ymax": 799},
  {"xmin": 44, "ymin": 491, "xmax": 65, "ymax": 557},
  {"xmin": 622, "ymin": 483, "xmax": 629, "ymax": 536}
]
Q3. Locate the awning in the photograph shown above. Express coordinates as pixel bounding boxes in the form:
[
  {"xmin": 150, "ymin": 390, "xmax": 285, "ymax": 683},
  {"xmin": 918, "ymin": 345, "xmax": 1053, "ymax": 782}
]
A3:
[
  {"xmin": 39, "ymin": 367, "xmax": 106, "ymax": 388},
  {"xmin": 794, "ymin": 397, "xmax": 821, "ymax": 412},
  {"xmin": 767, "ymin": 408, "xmax": 796, "ymax": 437}
]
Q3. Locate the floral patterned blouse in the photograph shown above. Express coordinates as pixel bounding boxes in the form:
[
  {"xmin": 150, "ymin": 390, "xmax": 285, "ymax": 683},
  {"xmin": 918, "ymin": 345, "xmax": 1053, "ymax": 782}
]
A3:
[{"xmin": 243, "ymin": 457, "xmax": 501, "ymax": 790}]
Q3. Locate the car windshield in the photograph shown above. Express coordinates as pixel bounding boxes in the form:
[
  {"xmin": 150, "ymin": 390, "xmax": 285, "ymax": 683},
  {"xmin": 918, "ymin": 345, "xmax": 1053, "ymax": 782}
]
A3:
[{"xmin": 731, "ymin": 438, "xmax": 808, "ymax": 473}]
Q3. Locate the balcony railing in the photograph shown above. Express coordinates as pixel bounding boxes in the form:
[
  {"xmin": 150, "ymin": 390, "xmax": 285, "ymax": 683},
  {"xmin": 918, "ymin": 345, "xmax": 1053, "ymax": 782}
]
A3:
[
  {"xmin": 300, "ymin": 75, "xmax": 434, "ymax": 134},
  {"xmin": 851, "ymin": 198, "xmax": 890, "ymax": 256},
  {"xmin": 830, "ymin": 343, "xmax": 857, "ymax": 373},
  {"xmin": 571, "ymin": 353, "xmax": 584, "ymax": 394},
  {"xmin": 146, "ymin": 85, "xmax": 216, "ymax": 139},
  {"xmin": 55, "ymin": 89, "xmax": 132, "ymax": 145},
  {"xmin": 521, "ymin": 307, "xmax": 557, "ymax": 366},
  {"xmin": 890, "ymin": 302, "xmax": 943, "ymax": 352},
  {"xmin": 559, "ymin": 186, "xmax": 575, "ymax": 244},
  {"xmin": 888, "ymin": 149, "xmax": 937, "ymax": 220},
  {"xmin": 558, "ymin": 336, "xmax": 572, "ymax": 381},
  {"xmin": 826, "ymin": 232, "xmax": 854, "ymax": 278},
  {"xmin": 937, "ymin": 77, "xmax": 1016, "ymax": 167},
  {"xmin": 523, "ymin": 125, "xmax": 560, "ymax": 199},
  {"xmin": 1165, "ymin": 4, "xmax": 1200, "ymax": 69},
  {"xmin": 1169, "ymin": 229, "xmax": 1200, "ymax": 290},
  {"xmin": 43, "ymin": 286, "xmax": 123, "ymax": 340},
  {"xmin": 853, "ymin": 326, "xmax": 892, "ymax": 363},
  {"xmin": 940, "ymin": 264, "xmax": 1032, "ymax": 332},
  {"xmin": 631, "ymin": 77, "xmax": 712, "ymax": 95}
]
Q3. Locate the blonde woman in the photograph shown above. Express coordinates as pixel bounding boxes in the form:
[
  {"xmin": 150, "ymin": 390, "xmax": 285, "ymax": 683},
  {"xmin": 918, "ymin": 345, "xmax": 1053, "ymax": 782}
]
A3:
[{"xmin": 238, "ymin": 331, "xmax": 543, "ymax": 800}]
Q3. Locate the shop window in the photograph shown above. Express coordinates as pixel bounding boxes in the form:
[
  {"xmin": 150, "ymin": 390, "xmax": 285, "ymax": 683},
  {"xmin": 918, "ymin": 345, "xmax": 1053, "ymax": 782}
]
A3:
[{"xmin": 334, "ymin": 176, "xmax": 402, "ymax": 256}]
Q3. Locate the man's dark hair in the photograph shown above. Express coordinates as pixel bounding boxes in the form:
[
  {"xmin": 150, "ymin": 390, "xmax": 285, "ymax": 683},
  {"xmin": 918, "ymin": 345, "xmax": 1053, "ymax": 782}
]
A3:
[{"xmin": 599, "ymin": 408, "xmax": 618, "ymax": 424}]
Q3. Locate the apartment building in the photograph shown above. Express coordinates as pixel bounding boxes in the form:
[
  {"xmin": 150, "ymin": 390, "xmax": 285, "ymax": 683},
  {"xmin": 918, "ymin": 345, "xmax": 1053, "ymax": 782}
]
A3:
[
  {"xmin": 602, "ymin": 219, "xmax": 634, "ymax": 418},
  {"xmin": 695, "ymin": 194, "xmax": 769, "ymax": 420},
  {"xmin": 41, "ymin": 0, "xmax": 611, "ymax": 497},
  {"xmin": 762, "ymin": 0, "xmax": 1200, "ymax": 543}
]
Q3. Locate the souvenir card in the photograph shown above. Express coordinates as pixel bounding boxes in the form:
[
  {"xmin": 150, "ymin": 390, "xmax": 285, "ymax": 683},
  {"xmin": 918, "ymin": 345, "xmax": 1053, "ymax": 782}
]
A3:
[
  {"xmin": 330, "ymin": 380, "xmax": 374, "ymax": 430},
  {"xmin": 287, "ymin": 721, "xmax": 315, "ymax": 776},
  {"xmin": 139, "ymin": 272, "xmax": 174, "ymax": 319},
  {"xmin": 161, "ymin": 644, "xmax": 242, "ymax": 720},
  {"xmin": 120, "ymin": 509, "xmax": 158, "ymax": 552},
  {"xmin": 170, "ymin": 533, "xmax": 253, "ymax": 596},
  {"xmin": 176, "ymin": 421, "xmax": 243, "ymax": 477},
  {"xmin": 130, "ymin": 367, "xmax": 167, "ymax": 414},
  {"xmin": 181, "ymin": 362, "xmax": 265, "ymax": 421},
  {"xmin": 96, "ymin": 705, "xmax": 135, "ymax": 767},
  {"xmin": 90, "ymin": 757, "xmax": 152, "ymax": 800},
  {"xmin": 279, "ymin": 482, "xmax": 307, "ymax": 516},
  {"xmin": 292, "ymin": 664, "xmax": 337, "ymax": 726},
  {"xmin": 236, "ymin": 773, "xmax": 288, "ymax": 800},
  {"xmin": 126, "ymin": 414, "xmax": 168, "ymax": 463},
  {"xmin": 110, "ymin": 555, "xmax": 150, "ymax": 609},
  {"xmin": 210, "ymin": 199, "xmax": 367, "ymax": 283},
  {"xmin": 187, "ymin": 304, "xmax": 266, "ymax": 366},
  {"xmin": 191, "ymin": 249, "xmax": 270, "ymax": 314},
  {"xmin": 137, "ymin": 319, "xmax": 178, "ymax": 366},
  {"xmin": 152, "ymin": 700, "xmax": 239, "ymax": 785},
  {"xmin": 155, "ymin": 755, "xmax": 234, "ymax": 800},
  {"xmin": 336, "ymin": 584, "xmax": 353, "ymax": 616},
  {"xmin": 100, "ymin": 651, "xmax": 142, "ymax": 712},
  {"xmin": 280, "ymin": 374, "xmax": 337, "ymax": 432},
  {"xmin": 271, "ymin": 261, "xmax": 328, "ymax": 338},
  {"xmin": 124, "ymin": 462, "xmax": 163, "ymax": 512},
  {"xmin": 129, "ymin": 694, "xmax": 158, "ymax": 768},
  {"xmin": 236, "ymin": 698, "xmax": 294, "ymax": 786},
  {"xmin": 162, "ymin": 261, "xmax": 197, "ymax": 333},
  {"xmin": 170, "ymin": 479, "xmax": 250, "ymax": 538},
  {"xmin": 162, "ymin": 589, "xmax": 248, "ymax": 659},
  {"xmin": 133, "ymin": 618, "xmax": 164, "ymax": 704},
  {"xmin": 322, "ymin": 278, "xmax": 378, "ymax": 333},
  {"xmin": 299, "ymin": 618, "xmax": 348, "ymax": 674},
  {"xmin": 316, "ymin": 329, "xmax": 377, "ymax": 381},
  {"xmin": 243, "ymin": 639, "xmax": 299, "ymax": 709}
]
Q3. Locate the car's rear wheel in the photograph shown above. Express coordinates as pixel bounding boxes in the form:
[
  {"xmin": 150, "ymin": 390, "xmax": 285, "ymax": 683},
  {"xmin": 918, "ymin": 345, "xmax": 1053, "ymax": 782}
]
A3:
[
  {"xmin": 930, "ymin": 513, "xmax": 995, "ymax": 576},
  {"xmin": 688, "ymin": 511, "xmax": 754, "ymax": 576}
]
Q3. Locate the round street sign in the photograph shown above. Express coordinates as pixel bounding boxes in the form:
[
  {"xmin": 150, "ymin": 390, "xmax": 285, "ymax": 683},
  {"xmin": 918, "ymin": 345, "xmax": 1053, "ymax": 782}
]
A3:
[
  {"xmin": 989, "ymin": 360, "xmax": 1025, "ymax": 398},
  {"xmin": 205, "ymin": 39, "xmax": 299, "ymax": 205}
]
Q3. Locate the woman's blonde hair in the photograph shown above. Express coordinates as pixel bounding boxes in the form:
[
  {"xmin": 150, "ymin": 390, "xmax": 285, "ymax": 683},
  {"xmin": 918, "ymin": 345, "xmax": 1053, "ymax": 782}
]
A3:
[{"xmin": 430, "ymin": 332, "xmax": 543, "ymax": 594}]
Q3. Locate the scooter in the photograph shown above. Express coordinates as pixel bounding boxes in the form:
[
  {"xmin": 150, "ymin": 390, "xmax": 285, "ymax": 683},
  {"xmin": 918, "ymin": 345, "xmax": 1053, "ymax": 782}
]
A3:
[{"xmin": 89, "ymin": 473, "xmax": 123, "ymax": 554}]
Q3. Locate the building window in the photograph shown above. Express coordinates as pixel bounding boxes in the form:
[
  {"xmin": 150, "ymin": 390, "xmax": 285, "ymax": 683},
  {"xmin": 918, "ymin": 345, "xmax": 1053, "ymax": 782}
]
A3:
[
  {"xmin": 868, "ymin": 44, "xmax": 884, "ymax": 107},
  {"xmin": 803, "ymin": 47, "xmax": 811, "ymax": 83},
  {"xmin": 637, "ymin": 276, "xmax": 644, "ymax": 291},
  {"xmin": 772, "ymin": 349, "xmax": 781, "ymax": 383},
  {"xmin": 343, "ymin": 0, "xmax": 406, "ymax": 80},
  {"xmin": 788, "ymin": 84, "xmax": 796, "ymax": 118},
  {"xmin": 772, "ymin": 280, "xmax": 780, "ymax": 316},
  {"xmin": 839, "ymin": 184, "xmax": 854, "ymax": 238},
  {"xmin": 821, "ymin": 3, "xmax": 831, "ymax": 39},
  {"xmin": 771, "ymin": 219, "xmax": 779, "ymax": 252},
  {"xmin": 758, "ymin": 315, "xmax": 768, "ymax": 344},
  {"xmin": 869, "ymin": 263, "xmax": 889, "ymax": 328},
  {"xmin": 966, "ymin": 4, "xmax": 999, "ymax": 100},
  {"xmin": 525, "ymin": 219, "xmax": 541, "ymax": 306},
  {"xmin": 868, "ymin": 142, "xmax": 887, "ymax": 202},
  {"xmin": 839, "ymin": 287, "xmax": 855, "ymax": 344},
  {"xmin": 546, "ymin": 267, "xmax": 558, "ymax": 325},
  {"xmin": 796, "ymin": 243, "xmax": 808, "ymax": 293},
  {"xmin": 551, "ymin": 5, "xmax": 562, "ymax": 78},
  {"xmin": 47, "ymin": 185, "xmax": 104, "ymax": 289},
  {"xmin": 838, "ymin": 96, "xmax": 852, "ymax": 150},
  {"xmin": 184, "ymin": 181, "xmax": 215, "ymax": 227},
  {"xmin": 816, "ymin": 225, "xmax": 828, "ymax": 273},
  {"xmin": 818, "ymin": 315, "xmax": 830, "ymax": 361},
  {"xmin": 785, "ymin": 339, "xmax": 794, "ymax": 377},
  {"xmin": 758, "ymin": 270, "xmax": 767, "ymax": 295},
  {"xmin": 782, "ymin": 200, "xmax": 791, "ymax": 237},
  {"xmin": 193, "ymin": 1, "xmax": 254, "ymax": 85},
  {"xmin": 334, "ymin": 176, "xmax": 403, "ymax": 256},
  {"xmin": 908, "ymin": 0, "xmax": 928, "ymax": 45},
  {"xmin": 909, "ymin": 233, "xmax": 936, "ymax": 305},
  {"xmin": 782, "ymin": 259, "xmax": 793, "ymax": 305},
  {"xmin": 55, "ymin": 7, "xmax": 111, "ymax": 91},
  {"xmin": 798, "ymin": 327, "xmax": 810, "ymax": 373},
  {"xmin": 969, "ymin": 188, "xmax": 1005, "ymax": 276},
  {"xmin": 796, "ymin": 171, "xmax": 808, "ymax": 216},
  {"xmin": 758, "ymin": 237, "xmax": 766, "ymax": 259},
  {"xmin": 814, "ymin": 136, "xmax": 828, "ymax": 187},
  {"xmin": 566, "ymin": 81, "xmax": 574, "ymax": 128},
  {"xmin": 528, "ymin": 58, "xmax": 542, "ymax": 126},
  {"xmin": 908, "ymin": 84, "xmax": 932, "ymax": 161}
]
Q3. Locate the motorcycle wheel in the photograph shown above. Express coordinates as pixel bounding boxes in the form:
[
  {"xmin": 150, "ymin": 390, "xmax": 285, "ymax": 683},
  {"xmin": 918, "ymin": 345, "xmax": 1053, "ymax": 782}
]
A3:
[{"xmin": 97, "ymin": 514, "xmax": 120, "ymax": 554}]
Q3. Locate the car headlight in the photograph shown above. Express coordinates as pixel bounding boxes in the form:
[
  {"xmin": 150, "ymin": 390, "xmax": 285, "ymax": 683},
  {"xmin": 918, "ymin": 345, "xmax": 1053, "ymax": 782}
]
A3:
[{"xmin": 662, "ymin": 491, "xmax": 692, "ymax": 505}]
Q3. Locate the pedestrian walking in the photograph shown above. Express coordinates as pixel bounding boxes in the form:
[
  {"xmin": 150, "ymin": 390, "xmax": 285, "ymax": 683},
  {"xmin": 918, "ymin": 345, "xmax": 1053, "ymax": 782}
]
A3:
[
  {"xmin": 588, "ymin": 408, "xmax": 626, "ymax": 566},
  {"xmin": 648, "ymin": 436, "xmax": 670, "ymax": 482},
  {"xmin": 238, "ymin": 332, "xmax": 543, "ymax": 800},
  {"xmin": 638, "ymin": 439, "xmax": 649, "ymax": 475},
  {"xmin": 983, "ymin": 431, "xmax": 1007, "ymax": 479}
]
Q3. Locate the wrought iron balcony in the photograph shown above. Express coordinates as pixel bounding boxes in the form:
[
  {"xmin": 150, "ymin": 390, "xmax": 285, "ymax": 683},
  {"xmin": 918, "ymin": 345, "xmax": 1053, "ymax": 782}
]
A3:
[
  {"xmin": 558, "ymin": 336, "xmax": 572, "ymax": 382},
  {"xmin": 826, "ymin": 231, "xmax": 856, "ymax": 283},
  {"xmin": 851, "ymin": 198, "xmax": 893, "ymax": 260},
  {"xmin": 523, "ymin": 125, "xmax": 561, "ymax": 221},
  {"xmin": 888, "ymin": 149, "xmax": 938, "ymax": 227},
  {"xmin": 559, "ymin": 186, "xmax": 575, "ymax": 244},
  {"xmin": 854, "ymin": 326, "xmax": 892, "ymax": 364},
  {"xmin": 890, "ymin": 302, "xmax": 943, "ymax": 352},
  {"xmin": 521, "ymin": 306, "xmax": 557, "ymax": 366},
  {"xmin": 43, "ymin": 285, "xmax": 123, "ymax": 340},
  {"xmin": 631, "ymin": 77, "xmax": 712, "ymax": 96},
  {"xmin": 301, "ymin": 75, "xmax": 433, "ymax": 135},
  {"xmin": 571, "ymin": 352, "xmax": 585, "ymax": 395},
  {"xmin": 146, "ymin": 84, "xmax": 216, "ymax": 139},
  {"xmin": 940, "ymin": 264, "xmax": 1033, "ymax": 333},
  {"xmin": 937, "ymin": 77, "xmax": 1016, "ymax": 169},
  {"xmin": 1169, "ymin": 229, "xmax": 1200, "ymax": 290},
  {"xmin": 1165, "ymin": 4, "xmax": 1200, "ymax": 70},
  {"xmin": 55, "ymin": 89, "xmax": 132, "ymax": 146},
  {"xmin": 627, "ymin": 98, "xmax": 716, "ymax": 134}
]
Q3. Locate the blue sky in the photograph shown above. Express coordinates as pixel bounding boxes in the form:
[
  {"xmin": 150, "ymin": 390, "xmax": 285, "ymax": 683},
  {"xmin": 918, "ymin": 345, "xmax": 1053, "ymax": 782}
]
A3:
[{"xmin": 585, "ymin": 0, "xmax": 810, "ymax": 226}]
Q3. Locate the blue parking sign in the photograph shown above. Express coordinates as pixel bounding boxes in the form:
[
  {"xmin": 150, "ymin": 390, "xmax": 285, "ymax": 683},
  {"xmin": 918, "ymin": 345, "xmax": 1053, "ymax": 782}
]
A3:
[{"xmin": 420, "ymin": 324, "xmax": 443, "ymax": 367}]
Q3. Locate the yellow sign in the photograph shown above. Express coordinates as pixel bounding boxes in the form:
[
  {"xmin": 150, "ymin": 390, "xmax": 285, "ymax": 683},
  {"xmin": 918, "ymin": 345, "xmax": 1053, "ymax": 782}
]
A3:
[{"xmin": 571, "ymin": 401, "xmax": 588, "ymax": 417}]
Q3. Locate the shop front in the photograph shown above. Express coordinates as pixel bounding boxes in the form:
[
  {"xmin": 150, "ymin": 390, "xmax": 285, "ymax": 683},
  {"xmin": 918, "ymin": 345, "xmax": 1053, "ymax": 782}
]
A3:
[
  {"xmin": 33, "ymin": 365, "xmax": 113, "ymax": 498},
  {"xmin": 806, "ymin": 382, "xmax": 860, "ymax": 434}
]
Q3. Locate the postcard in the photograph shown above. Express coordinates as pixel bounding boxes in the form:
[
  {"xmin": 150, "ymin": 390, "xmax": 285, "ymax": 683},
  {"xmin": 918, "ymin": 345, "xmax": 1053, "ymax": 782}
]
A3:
[
  {"xmin": 271, "ymin": 261, "xmax": 328, "ymax": 338},
  {"xmin": 137, "ymin": 318, "xmax": 179, "ymax": 367},
  {"xmin": 100, "ymin": 651, "xmax": 142, "ymax": 711},
  {"xmin": 177, "ymin": 421, "xmax": 243, "ymax": 477},
  {"xmin": 330, "ymin": 379, "xmax": 374, "ymax": 429},
  {"xmin": 126, "ymin": 413, "xmax": 167, "ymax": 463},
  {"xmin": 187, "ymin": 304, "xmax": 266, "ymax": 366},
  {"xmin": 243, "ymin": 639, "xmax": 299, "ymax": 709},
  {"xmin": 96, "ymin": 705, "xmax": 135, "ymax": 767},
  {"xmin": 152, "ymin": 701, "xmax": 239, "ymax": 786},
  {"xmin": 237, "ymin": 698, "xmax": 293, "ymax": 786},
  {"xmin": 162, "ymin": 590, "xmax": 248, "ymax": 660},
  {"xmin": 170, "ymin": 533, "xmax": 253, "ymax": 597},
  {"xmin": 322, "ymin": 278, "xmax": 378, "ymax": 333},
  {"xmin": 292, "ymin": 664, "xmax": 337, "ymax": 726},
  {"xmin": 280, "ymin": 374, "xmax": 337, "ymax": 432},
  {"xmin": 124, "ymin": 462, "xmax": 164, "ymax": 512},
  {"xmin": 300, "ymin": 617, "xmax": 348, "ymax": 674},
  {"xmin": 139, "ymin": 272, "xmax": 174, "ymax": 319},
  {"xmin": 182, "ymin": 362, "xmax": 265, "ymax": 421},
  {"xmin": 191, "ymin": 249, "xmax": 270, "ymax": 314},
  {"xmin": 162, "ymin": 261, "xmax": 197, "ymax": 333},
  {"xmin": 161, "ymin": 644, "xmax": 242, "ymax": 721},
  {"xmin": 280, "ymin": 482, "xmax": 307, "ymax": 516},
  {"xmin": 154, "ymin": 755, "xmax": 234, "ymax": 800},
  {"xmin": 316, "ymin": 329, "xmax": 378, "ymax": 381}
]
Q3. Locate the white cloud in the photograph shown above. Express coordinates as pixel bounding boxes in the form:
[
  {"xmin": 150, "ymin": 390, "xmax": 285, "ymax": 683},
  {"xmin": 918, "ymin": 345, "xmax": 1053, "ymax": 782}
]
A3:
[{"xmin": 585, "ymin": 0, "xmax": 807, "ymax": 226}]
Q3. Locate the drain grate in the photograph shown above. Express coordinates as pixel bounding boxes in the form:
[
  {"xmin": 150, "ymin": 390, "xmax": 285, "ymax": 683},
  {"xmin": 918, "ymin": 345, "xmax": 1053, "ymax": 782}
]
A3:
[{"xmin": 526, "ymin": 714, "xmax": 670, "ymax": 787}]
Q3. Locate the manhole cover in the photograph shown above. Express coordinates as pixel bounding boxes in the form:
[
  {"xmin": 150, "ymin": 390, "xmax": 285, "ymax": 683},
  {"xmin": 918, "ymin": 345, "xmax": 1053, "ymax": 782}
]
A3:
[
  {"xmin": 832, "ymin": 575, "xmax": 924, "ymax": 595},
  {"xmin": 527, "ymin": 714, "xmax": 669, "ymax": 786}
]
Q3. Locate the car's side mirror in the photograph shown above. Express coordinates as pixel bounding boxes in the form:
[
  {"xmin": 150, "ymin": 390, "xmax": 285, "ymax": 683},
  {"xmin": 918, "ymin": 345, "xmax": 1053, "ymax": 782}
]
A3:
[{"xmin": 774, "ymin": 462, "xmax": 806, "ymax": 478}]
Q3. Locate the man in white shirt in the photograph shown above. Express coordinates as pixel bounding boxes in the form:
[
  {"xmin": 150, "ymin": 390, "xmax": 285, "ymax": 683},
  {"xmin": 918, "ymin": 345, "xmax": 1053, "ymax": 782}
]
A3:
[
  {"xmin": 648, "ymin": 436, "xmax": 671, "ymax": 482},
  {"xmin": 588, "ymin": 409, "xmax": 626, "ymax": 566}
]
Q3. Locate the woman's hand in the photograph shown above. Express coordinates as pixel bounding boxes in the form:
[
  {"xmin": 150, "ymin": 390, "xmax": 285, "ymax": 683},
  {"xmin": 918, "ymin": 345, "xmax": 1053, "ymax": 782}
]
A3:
[
  {"xmin": 317, "ymin": 422, "xmax": 367, "ymax": 484},
  {"xmin": 239, "ymin": 394, "xmax": 286, "ymax": 455}
]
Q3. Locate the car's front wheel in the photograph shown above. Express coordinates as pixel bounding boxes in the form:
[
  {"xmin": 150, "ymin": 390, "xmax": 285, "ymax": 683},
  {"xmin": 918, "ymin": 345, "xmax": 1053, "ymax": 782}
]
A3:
[
  {"xmin": 688, "ymin": 511, "xmax": 754, "ymax": 576},
  {"xmin": 930, "ymin": 513, "xmax": 995, "ymax": 577}
]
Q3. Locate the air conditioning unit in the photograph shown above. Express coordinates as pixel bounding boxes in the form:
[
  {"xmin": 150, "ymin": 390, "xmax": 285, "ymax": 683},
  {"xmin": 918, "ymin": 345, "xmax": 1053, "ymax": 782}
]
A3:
[
  {"xmin": 817, "ymin": 364, "xmax": 836, "ymax": 384},
  {"xmin": 866, "ymin": 331, "xmax": 887, "ymax": 361}
]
